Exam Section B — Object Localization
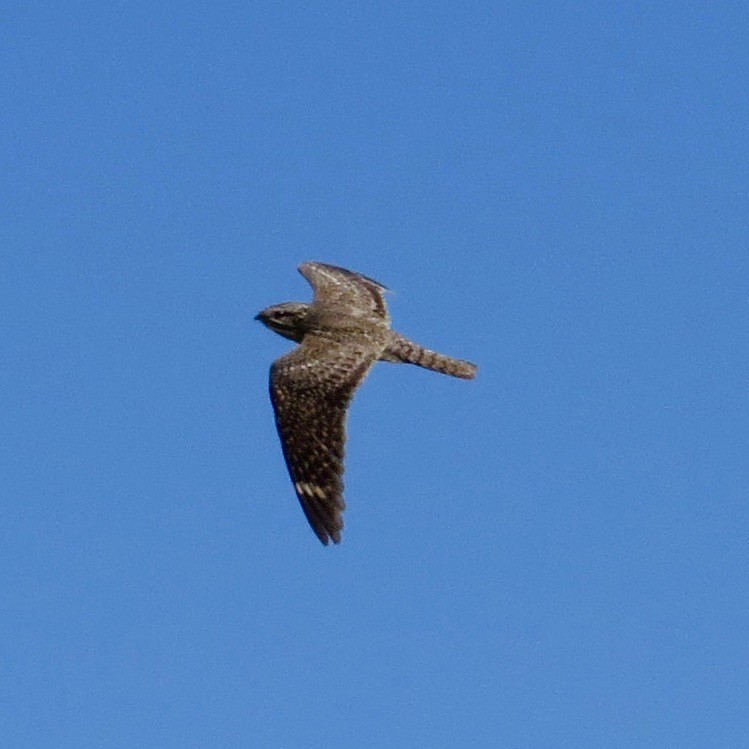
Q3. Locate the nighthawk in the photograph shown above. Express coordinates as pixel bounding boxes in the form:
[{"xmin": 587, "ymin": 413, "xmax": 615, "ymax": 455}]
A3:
[{"xmin": 256, "ymin": 261, "xmax": 477, "ymax": 545}]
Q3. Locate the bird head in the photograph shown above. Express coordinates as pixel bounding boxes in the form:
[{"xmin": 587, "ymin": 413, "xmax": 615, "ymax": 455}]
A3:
[{"xmin": 255, "ymin": 302, "xmax": 309, "ymax": 342}]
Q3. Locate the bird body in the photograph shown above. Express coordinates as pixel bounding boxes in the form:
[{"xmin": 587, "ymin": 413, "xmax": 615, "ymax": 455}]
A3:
[{"xmin": 256, "ymin": 262, "xmax": 476, "ymax": 544}]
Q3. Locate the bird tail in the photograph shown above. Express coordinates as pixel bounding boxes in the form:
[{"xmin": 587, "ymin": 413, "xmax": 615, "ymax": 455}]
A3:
[{"xmin": 381, "ymin": 332, "xmax": 477, "ymax": 379}]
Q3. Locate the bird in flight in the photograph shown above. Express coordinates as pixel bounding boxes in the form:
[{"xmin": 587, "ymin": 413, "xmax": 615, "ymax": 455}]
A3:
[{"xmin": 256, "ymin": 262, "xmax": 477, "ymax": 545}]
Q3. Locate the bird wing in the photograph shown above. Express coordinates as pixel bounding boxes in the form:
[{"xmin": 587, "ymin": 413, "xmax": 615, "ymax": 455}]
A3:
[
  {"xmin": 299, "ymin": 261, "xmax": 390, "ymax": 320},
  {"xmin": 269, "ymin": 333, "xmax": 378, "ymax": 544}
]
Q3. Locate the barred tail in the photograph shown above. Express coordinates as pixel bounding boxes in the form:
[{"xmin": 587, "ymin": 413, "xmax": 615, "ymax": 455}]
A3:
[{"xmin": 381, "ymin": 332, "xmax": 477, "ymax": 380}]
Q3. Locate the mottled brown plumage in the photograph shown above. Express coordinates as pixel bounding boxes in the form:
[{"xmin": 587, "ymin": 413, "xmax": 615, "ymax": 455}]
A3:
[{"xmin": 256, "ymin": 262, "xmax": 477, "ymax": 545}]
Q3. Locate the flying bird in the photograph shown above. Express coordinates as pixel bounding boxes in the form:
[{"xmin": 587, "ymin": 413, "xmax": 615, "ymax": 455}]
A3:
[{"xmin": 256, "ymin": 262, "xmax": 477, "ymax": 545}]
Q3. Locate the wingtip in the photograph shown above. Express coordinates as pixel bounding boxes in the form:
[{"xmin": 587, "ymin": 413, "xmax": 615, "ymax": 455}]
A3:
[
  {"xmin": 299, "ymin": 261, "xmax": 390, "ymax": 293},
  {"xmin": 314, "ymin": 528, "xmax": 342, "ymax": 546}
]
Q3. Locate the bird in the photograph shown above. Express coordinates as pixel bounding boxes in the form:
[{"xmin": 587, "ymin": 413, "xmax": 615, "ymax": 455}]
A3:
[{"xmin": 256, "ymin": 261, "xmax": 477, "ymax": 545}]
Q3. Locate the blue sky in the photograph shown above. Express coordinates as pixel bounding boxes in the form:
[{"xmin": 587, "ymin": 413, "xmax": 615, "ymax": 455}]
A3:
[{"xmin": 2, "ymin": 2, "xmax": 748, "ymax": 747}]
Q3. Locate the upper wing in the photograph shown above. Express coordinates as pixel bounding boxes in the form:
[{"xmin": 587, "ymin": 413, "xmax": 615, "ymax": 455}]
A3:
[
  {"xmin": 299, "ymin": 262, "xmax": 390, "ymax": 320},
  {"xmin": 269, "ymin": 333, "xmax": 378, "ymax": 545}
]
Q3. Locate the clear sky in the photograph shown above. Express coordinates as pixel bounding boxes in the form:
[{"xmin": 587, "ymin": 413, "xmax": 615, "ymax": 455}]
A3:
[{"xmin": 2, "ymin": 2, "xmax": 748, "ymax": 747}]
